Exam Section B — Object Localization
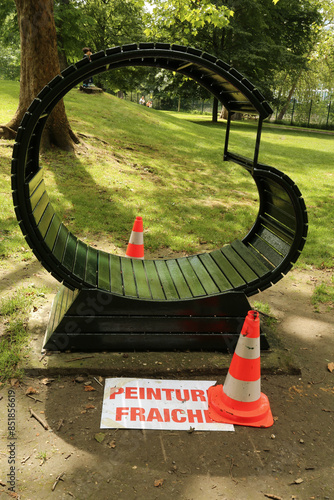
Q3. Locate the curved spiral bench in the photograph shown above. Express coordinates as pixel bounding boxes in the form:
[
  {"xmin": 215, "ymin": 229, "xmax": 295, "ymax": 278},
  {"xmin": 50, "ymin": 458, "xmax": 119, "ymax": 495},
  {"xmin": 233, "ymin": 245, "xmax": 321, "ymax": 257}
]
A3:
[{"xmin": 11, "ymin": 43, "xmax": 308, "ymax": 352}]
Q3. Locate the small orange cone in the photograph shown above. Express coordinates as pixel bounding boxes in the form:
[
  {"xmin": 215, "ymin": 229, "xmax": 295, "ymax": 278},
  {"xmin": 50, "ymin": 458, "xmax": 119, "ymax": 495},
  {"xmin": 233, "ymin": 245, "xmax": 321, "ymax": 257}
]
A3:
[
  {"xmin": 208, "ymin": 311, "xmax": 274, "ymax": 428},
  {"xmin": 125, "ymin": 216, "xmax": 144, "ymax": 259}
]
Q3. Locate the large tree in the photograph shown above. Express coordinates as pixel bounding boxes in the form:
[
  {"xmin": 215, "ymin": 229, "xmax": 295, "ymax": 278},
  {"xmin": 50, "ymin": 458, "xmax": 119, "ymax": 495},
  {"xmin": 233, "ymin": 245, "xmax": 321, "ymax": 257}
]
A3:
[{"xmin": 0, "ymin": 0, "xmax": 78, "ymax": 150}]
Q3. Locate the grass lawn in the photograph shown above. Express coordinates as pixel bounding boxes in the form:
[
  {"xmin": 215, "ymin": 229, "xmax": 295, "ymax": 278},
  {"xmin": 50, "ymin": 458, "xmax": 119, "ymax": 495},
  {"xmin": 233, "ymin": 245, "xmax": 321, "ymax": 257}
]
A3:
[{"xmin": 1, "ymin": 80, "xmax": 333, "ymax": 268}]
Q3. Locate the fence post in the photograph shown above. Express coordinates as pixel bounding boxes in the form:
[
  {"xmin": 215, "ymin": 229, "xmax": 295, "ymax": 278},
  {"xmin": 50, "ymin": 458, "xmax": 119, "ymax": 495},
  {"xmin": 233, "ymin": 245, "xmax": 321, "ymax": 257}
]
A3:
[
  {"xmin": 326, "ymin": 101, "xmax": 331, "ymax": 129},
  {"xmin": 307, "ymin": 99, "xmax": 313, "ymax": 127}
]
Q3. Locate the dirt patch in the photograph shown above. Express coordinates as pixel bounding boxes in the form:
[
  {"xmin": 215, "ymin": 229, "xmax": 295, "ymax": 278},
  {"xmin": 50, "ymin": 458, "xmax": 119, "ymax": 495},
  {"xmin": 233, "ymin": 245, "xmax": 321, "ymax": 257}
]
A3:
[{"xmin": 0, "ymin": 261, "xmax": 333, "ymax": 499}]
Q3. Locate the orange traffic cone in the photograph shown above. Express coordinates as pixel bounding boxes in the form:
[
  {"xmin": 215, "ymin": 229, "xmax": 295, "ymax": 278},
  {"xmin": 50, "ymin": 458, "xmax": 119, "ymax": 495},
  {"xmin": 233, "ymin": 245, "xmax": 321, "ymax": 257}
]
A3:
[
  {"xmin": 208, "ymin": 310, "xmax": 273, "ymax": 428},
  {"xmin": 125, "ymin": 216, "xmax": 144, "ymax": 259}
]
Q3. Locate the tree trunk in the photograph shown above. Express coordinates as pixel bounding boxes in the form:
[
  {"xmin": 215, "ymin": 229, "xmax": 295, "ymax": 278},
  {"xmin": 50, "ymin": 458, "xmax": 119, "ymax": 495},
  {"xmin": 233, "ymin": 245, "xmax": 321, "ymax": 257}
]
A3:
[
  {"xmin": 277, "ymin": 84, "xmax": 296, "ymax": 121},
  {"xmin": 220, "ymin": 105, "xmax": 229, "ymax": 119},
  {"xmin": 0, "ymin": 0, "xmax": 78, "ymax": 151},
  {"xmin": 212, "ymin": 97, "xmax": 218, "ymax": 123},
  {"xmin": 277, "ymin": 68, "xmax": 303, "ymax": 121},
  {"xmin": 58, "ymin": 46, "xmax": 69, "ymax": 72}
]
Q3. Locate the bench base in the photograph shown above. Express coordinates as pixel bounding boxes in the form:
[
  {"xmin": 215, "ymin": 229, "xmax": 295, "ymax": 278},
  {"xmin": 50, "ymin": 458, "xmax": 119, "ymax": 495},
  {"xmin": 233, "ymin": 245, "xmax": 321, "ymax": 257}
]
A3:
[{"xmin": 43, "ymin": 286, "xmax": 270, "ymax": 352}]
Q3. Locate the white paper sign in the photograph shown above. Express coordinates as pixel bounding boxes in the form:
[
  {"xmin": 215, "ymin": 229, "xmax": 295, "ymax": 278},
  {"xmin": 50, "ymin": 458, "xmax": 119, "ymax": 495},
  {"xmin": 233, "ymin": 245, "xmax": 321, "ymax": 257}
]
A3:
[{"xmin": 100, "ymin": 378, "xmax": 234, "ymax": 431}]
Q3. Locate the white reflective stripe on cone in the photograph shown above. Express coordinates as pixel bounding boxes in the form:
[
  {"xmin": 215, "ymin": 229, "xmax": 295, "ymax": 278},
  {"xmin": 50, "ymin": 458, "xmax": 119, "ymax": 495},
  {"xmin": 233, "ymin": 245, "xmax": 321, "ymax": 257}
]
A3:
[
  {"xmin": 223, "ymin": 372, "xmax": 261, "ymax": 403},
  {"xmin": 128, "ymin": 231, "xmax": 144, "ymax": 245},
  {"xmin": 235, "ymin": 336, "xmax": 260, "ymax": 360}
]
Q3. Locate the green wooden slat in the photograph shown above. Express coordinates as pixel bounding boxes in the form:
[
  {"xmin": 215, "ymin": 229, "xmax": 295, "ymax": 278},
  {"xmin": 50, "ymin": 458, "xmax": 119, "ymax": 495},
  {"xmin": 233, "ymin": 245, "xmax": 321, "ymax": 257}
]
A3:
[
  {"xmin": 166, "ymin": 259, "xmax": 193, "ymax": 299},
  {"xmin": 262, "ymin": 185, "xmax": 294, "ymax": 209},
  {"xmin": 263, "ymin": 192, "xmax": 296, "ymax": 227},
  {"xmin": 53, "ymin": 287, "xmax": 67, "ymax": 333},
  {"xmin": 53, "ymin": 223, "xmax": 69, "ymax": 261},
  {"xmin": 98, "ymin": 251, "xmax": 111, "ymax": 291},
  {"xmin": 231, "ymin": 240, "xmax": 270, "ymax": 276},
  {"xmin": 85, "ymin": 246, "xmax": 98, "ymax": 286},
  {"xmin": 29, "ymin": 179, "xmax": 45, "ymax": 211},
  {"xmin": 264, "ymin": 205, "xmax": 296, "ymax": 231},
  {"xmin": 177, "ymin": 258, "xmax": 206, "ymax": 297},
  {"xmin": 247, "ymin": 245, "xmax": 274, "ymax": 270},
  {"xmin": 155, "ymin": 260, "xmax": 179, "ymax": 300},
  {"xmin": 221, "ymin": 245, "xmax": 258, "ymax": 283},
  {"xmin": 261, "ymin": 179, "xmax": 291, "ymax": 203},
  {"xmin": 73, "ymin": 240, "xmax": 87, "ymax": 281},
  {"xmin": 26, "ymin": 168, "xmax": 44, "ymax": 196},
  {"xmin": 188, "ymin": 255, "xmax": 219, "ymax": 295},
  {"xmin": 47, "ymin": 287, "xmax": 62, "ymax": 337},
  {"xmin": 198, "ymin": 253, "xmax": 231, "ymax": 292},
  {"xmin": 37, "ymin": 204, "xmax": 55, "ymax": 238},
  {"xmin": 210, "ymin": 249, "xmax": 245, "ymax": 288},
  {"xmin": 132, "ymin": 260, "xmax": 152, "ymax": 299},
  {"xmin": 259, "ymin": 216, "xmax": 294, "ymax": 244},
  {"xmin": 257, "ymin": 226, "xmax": 290, "ymax": 256},
  {"xmin": 251, "ymin": 237, "xmax": 284, "ymax": 267},
  {"xmin": 109, "ymin": 255, "xmax": 123, "ymax": 295},
  {"xmin": 62, "ymin": 233, "xmax": 77, "ymax": 272},
  {"xmin": 44, "ymin": 213, "xmax": 62, "ymax": 251},
  {"xmin": 32, "ymin": 191, "xmax": 49, "ymax": 225},
  {"xmin": 121, "ymin": 258, "xmax": 137, "ymax": 297},
  {"xmin": 143, "ymin": 260, "xmax": 166, "ymax": 300}
]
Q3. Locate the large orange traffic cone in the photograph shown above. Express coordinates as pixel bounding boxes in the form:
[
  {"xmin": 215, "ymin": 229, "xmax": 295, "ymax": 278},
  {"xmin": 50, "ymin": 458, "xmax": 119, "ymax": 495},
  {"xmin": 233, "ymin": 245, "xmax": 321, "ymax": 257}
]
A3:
[
  {"xmin": 125, "ymin": 216, "xmax": 144, "ymax": 259},
  {"xmin": 208, "ymin": 311, "xmax": 273, "ymax": 428}
]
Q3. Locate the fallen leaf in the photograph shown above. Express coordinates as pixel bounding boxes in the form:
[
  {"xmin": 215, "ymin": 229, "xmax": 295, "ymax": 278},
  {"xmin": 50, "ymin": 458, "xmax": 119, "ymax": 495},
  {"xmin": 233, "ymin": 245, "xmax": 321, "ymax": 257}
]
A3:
[
  {"xmin": 94, "ymin": 432, "xmax": 105, "ymax": 443},
  {"xmin": 154, "ymin": 478, "xmax": 164, "ymax": 487},
  {"xmin": 108, "ymin": 440, "xmax": 116, "ymax": 448},
  {"xmin": 84, "ymin": 385, "xmax": 96, "ymax": 392},
  {"xmin": 291, "ymin": 478, "xmax": 303, "ymax": 485},
  {"xmin": 327, "ymin": 362, "xmax": 334, "ymax": 373},
  {"xmin": 41, "ymin": 378, "xmax": 54, "ymax": 385},
  {"xmin": 264, "ymin": 494, "xmax": 282, "ymax": 500},
  {"xmin": 85, "ymin": 404, "xmax": 96, "ymax": 409},
  {"xmin": 26, "ymin": 387, "xmax": 39, "ymax": 395}
]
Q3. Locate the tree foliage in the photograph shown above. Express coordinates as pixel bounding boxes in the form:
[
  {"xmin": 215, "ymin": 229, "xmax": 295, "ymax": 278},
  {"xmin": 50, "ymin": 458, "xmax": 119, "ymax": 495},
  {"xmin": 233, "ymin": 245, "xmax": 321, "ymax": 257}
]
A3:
[
  {"xmin": 54, "ymin": 0, "xmax": 146, "ymax": 64},
  {"xmin": 145, "ymin": 0, "xmax": 233, "ymax": 42},
  {"xmin": 0, "ymin": 0, "xmax": 332, "ymax": 124}
]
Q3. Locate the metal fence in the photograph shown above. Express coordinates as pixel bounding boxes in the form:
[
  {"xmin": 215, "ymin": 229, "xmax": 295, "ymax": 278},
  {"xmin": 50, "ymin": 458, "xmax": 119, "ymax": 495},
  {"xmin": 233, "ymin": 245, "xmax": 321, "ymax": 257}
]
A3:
[
  {"xmin": 123, "ymin": 92, "xmax": 334, "ymax": 129},
  {"xmin": 273, "ymin": 99, "xmax": 334, "ymax": 130},
  {"xmin": 123, "ymin": 93, "xmax": 214, "ymax": 114}
]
